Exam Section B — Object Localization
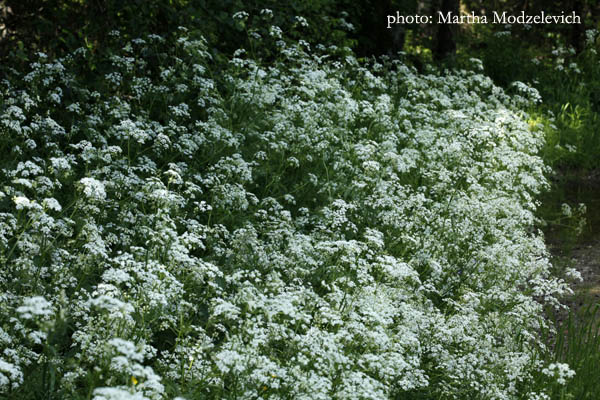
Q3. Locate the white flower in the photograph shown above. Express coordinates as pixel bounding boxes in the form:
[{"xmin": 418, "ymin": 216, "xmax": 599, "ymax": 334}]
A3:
[
  {"xmin": 586, "ymin": 29, "xmax": 598, "ymax": 45},
  {"xmin": 42, "ymin": 198, "xmax": 62, "ymax": 212},
  {"xmin": 108, "ymin": 338, "xmax": 145, "ymax": 363},
  {"xmin": 295, "ymin": 16, "xmax": 309, "ymax": 27},
  {"xmin": 16, "ymin": 296, "xmax": 53, "ymax": 320},
  {"xmin": 232, "ymin": 11, "xmax": 249, "ymax": 20},
  {"xmin": 79, "ymin": 177, "xmax": 106, "ymax": 201},
  {"xmin": 260, "ymin": 8, "xmax": 273, "ymax": 18},
  {"xmin": 13, "ymin": 196, "xmax": 33, "ymax": 210},
  {"xmin": 269, "ymin": 25, "xmax": 283, "ymax": 39},
  {"xmin": 541, "ymin": 362, "xmax": 575, "ymax": 385},
  {"xmin": 92, "ymin": 387, "xmax": 148, "ymax": 400},
  {"xmin": 0, "ymin": 359, "xmax": 23, "ymax": 390}
]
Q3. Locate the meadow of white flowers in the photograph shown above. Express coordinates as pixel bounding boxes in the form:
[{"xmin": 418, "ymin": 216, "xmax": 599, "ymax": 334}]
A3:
[{"xmin": 0, "ymin": 25, "xmax": 576, "ymax": 400}]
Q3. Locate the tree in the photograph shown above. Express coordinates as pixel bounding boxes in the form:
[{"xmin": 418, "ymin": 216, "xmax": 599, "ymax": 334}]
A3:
[{"xmin": 434, "ymin": 0, "xmax": 459, "ymax": 62}]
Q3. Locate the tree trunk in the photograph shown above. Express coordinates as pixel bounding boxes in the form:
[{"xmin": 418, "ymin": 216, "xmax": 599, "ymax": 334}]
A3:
[
  {"xmin": 434, "ymin": 0, "xmax": 459, "ymax": 62},
  {"xmin": 570, "ymin": 0, "xmax": 586, "ymax": 54}
]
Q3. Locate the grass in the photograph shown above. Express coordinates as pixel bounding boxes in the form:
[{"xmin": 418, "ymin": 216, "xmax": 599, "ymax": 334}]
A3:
[
  {"xmin": 538, "ymin": 304, "xmax": 600, "ymax": 400},
  {"xmin": 535, "ymin": 169, "xmax": 600, "ymax": 399}
]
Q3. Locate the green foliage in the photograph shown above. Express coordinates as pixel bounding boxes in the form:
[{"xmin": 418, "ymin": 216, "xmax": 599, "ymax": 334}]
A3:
[
  {"xmin": 0, "ymin": 17, "xmax": 573, "ymax": 398},
  {"xmin": 0, "ymin": 0, "xmax": 360, "ymax": 63},
  {"xmin": 2, "ymin": 1, "xmax": 600, "ymax": 398},
  {"xmin": 534, "ymin": 305, "xmax": 600, "ymax": 400},
  {"xmin": 1, "ymin": 0, "xmax": 194, "ymax": 59},
  {"xmin": 459, "ymin": 23, "xmax": 600, "ymax": 170}
]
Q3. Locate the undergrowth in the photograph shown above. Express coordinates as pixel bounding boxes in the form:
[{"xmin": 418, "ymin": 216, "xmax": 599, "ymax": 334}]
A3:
[{"xmin": 0, "ymin": 10, "xmax": 589, "ymax": 400}]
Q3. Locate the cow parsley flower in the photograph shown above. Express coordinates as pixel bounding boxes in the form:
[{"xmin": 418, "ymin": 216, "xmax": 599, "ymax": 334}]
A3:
[
  {"xmin": 79, "ymin": 177, "xmax": 107, "ymax": 201},
  {"xmin": 16, "ymin": 296, "xmax": 53, "ymax": 320},
  {"xmin": 542, "ymin": 363, "xmax": 575, "ymax": 385},
  {"xmin": 0, "ymin": 359, "xmax": 23, "ymax": 390}
]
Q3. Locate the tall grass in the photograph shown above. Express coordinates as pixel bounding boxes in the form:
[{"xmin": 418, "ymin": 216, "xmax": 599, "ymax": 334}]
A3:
[{"xmin": 537, "ymin": 304, "xmax": 600, "ymax": 400}]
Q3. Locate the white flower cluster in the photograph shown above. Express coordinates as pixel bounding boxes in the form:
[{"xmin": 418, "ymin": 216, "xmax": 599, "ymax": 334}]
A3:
[
  {"xmin": 79, "ymin": 177, "xmax": 107, "ymax": 201},
  {"xmin": 0, "ymin": 28, "xmax": 571, "ymax": 399},
  {"xmin": 541, "ymin": 363, "xmax": 575, "ymax": 385},
  {"xmin": 511, "ymin": 81, "xmax": 542, "ymax": 105}
]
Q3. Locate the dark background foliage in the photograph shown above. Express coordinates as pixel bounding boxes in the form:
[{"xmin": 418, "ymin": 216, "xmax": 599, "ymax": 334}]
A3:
[
  {"xmin": 2, "ymin": 1, "xmax": 600, "ymax": 170},
  {"xmin": 1, "ymin": 0, "xmax": 599, "ymax": 164},
  {"xmin": 2, "ymin": 1, "xmax": 598, "ymax": 59}
]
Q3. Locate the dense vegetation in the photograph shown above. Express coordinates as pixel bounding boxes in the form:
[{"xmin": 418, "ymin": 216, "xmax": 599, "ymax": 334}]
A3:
[{"xmin": 0, "ymin": 1, "xmax": 599, "ymax": 399}]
